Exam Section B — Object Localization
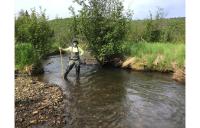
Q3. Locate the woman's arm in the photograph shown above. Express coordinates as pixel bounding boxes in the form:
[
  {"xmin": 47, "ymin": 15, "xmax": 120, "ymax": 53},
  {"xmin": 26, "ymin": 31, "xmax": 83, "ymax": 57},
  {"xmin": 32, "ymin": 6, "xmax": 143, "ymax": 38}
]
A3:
[{"xmin": 59, "ymin": 47, "xmax": 71, "ymax": 52}]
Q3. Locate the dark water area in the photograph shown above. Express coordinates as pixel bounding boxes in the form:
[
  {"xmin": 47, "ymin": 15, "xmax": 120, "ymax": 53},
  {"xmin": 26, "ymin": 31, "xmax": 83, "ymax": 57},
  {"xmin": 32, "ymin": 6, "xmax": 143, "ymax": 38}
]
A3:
[{"xmin": 38, "ymin": 55, "xmax": 185, "ymax": 128}]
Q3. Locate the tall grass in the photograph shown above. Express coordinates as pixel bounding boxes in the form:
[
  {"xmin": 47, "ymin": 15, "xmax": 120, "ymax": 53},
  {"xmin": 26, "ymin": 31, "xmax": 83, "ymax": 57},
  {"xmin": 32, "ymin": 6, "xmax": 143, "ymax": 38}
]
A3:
[
  {"xmin": 122, "ymin": 42, "xmax": 185, "ymax": 71},
  {"xmin": 15, "ymin": 43, "xmax": 39, "ymax": 69}
]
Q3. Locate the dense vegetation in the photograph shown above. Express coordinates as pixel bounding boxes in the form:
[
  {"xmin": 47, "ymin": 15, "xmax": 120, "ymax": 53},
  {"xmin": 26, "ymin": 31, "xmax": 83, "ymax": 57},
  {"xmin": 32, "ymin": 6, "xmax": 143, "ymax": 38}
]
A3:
[
  {"xmin": 69, "ymin": 0, "xmax": 131, "ymax": 63},
  {"xmin": 15, "ymin": 1, "xmax": 185, "ymax": 72},
  {"xmin": 49, "ymin": 17, "xmax": 185, "ymax": 45},
  {"xmin": 127, "ymin": 17, "xmax": 185, "ymax": 43},
  {"xmin": 48, "ymin": 16, "xmax": 185, "ymax": 71},
  {"xmin": 15, "ymin": 43, "xmax": 39, "ymax": 69},
  {"xmin": 15, "ymin": 8, "xmax": 54, "ymax": 69}
]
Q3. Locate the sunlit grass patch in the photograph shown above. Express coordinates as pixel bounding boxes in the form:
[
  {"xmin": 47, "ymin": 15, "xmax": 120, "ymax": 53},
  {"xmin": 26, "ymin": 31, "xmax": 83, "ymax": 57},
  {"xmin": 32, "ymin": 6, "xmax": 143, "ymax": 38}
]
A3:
[{"xmin": 122, "ymin": 42, "xmax": 185, "ymax": 71}]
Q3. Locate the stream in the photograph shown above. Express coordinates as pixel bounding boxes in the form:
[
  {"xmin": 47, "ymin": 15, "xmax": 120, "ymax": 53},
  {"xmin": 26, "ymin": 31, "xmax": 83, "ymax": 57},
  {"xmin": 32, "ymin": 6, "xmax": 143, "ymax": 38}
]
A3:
[{"xmin": 38, "ymin": 55, "xmax": 185, "ymax": 128}]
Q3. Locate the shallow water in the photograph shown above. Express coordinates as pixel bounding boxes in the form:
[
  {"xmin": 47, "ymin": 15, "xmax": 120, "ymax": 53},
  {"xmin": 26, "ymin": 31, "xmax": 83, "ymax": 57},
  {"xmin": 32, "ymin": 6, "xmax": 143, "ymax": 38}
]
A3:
[{"xmin": 38, "ymin": 55, "xmax": 185, "ymax": 128}]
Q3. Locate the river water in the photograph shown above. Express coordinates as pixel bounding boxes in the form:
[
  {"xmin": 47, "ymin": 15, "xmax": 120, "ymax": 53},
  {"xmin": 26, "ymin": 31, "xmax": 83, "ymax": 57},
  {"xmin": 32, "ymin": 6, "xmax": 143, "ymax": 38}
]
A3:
[{"xmin": 38, "ymin": 55, "xmax": 185, "ymax": 128}]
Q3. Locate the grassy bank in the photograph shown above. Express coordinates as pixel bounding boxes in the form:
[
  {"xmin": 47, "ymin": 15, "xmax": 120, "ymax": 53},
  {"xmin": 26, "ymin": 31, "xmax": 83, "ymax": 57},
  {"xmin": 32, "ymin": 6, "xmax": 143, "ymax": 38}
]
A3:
[
  {"xmin": 15, "ymin": 43, "xmax": 45, "ymax": 75},
  {"xmin": 122, "ymin": 42, "xmax": 185, "ymax": 72},
  {"xmin": 15, "ymin": 43, "xmax": 39, "ymax": 70}
]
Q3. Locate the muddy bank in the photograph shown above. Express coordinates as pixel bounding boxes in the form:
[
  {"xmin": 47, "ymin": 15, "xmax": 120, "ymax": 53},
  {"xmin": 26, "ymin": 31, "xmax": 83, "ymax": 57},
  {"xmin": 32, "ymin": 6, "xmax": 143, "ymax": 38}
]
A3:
[
  {"xmin": 15, "ymin": 77, "xmax": 66, "ymax": 128},
  {"xmin": 107, "ymin": 57, "xmax": 185, "ymax": 83}
]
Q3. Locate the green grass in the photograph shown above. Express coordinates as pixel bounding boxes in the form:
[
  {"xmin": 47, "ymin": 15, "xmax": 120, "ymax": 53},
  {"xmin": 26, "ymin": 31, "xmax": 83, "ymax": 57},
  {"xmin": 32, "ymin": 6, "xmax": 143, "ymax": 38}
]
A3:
[
  {"xmin": 15, "ymin": 43, "xmax": 39, "ymax": 69},
  {"xmin": 122, "ymin": 42, "xmax": 185, "ymax": 71}
]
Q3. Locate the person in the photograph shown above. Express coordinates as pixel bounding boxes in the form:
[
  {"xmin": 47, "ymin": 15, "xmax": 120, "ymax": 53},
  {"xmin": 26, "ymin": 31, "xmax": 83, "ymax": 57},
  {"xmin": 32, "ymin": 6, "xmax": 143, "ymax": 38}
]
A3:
[{"xmin": 59, "ymin": 38, "xmax": 84, "ymax": 80}]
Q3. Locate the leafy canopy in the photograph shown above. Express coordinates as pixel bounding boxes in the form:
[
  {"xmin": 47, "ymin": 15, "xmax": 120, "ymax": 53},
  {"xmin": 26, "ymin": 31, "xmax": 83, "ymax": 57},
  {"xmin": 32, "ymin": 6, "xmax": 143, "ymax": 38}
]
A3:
[{"xmin": 73, "ymin": 0, "xmax": 130, "ymax": 63}]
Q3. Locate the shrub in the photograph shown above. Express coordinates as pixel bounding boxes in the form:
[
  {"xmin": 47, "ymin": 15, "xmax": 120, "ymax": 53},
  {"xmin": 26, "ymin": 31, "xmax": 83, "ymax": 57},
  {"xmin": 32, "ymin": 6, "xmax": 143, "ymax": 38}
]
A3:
[
  {"xmin": 73, "ymin": 0, "xmax": 130, "ymax": 64},
  {"xmin": 15, "ymin": 8, "xmax": 54, "ymax": 56}
]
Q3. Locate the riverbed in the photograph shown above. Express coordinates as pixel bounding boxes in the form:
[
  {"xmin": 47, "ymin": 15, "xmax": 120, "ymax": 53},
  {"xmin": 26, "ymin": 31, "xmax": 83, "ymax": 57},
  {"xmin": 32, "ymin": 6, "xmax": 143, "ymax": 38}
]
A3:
[{"xmin": 38, "ymin": 55, "xmax": 185, "ymax": 128}]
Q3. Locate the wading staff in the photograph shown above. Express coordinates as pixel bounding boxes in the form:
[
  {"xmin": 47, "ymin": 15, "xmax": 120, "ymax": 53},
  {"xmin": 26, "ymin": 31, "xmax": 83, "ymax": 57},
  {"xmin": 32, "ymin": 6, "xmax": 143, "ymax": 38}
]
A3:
[{"xmin": 59, "ymin": 47, "xmax": 64, "ymax": 79}]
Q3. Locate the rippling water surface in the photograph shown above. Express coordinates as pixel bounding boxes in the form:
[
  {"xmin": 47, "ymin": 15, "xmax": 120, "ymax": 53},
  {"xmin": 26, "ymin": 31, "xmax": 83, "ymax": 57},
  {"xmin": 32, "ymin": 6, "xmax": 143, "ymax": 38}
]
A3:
[{"xmin": 38, "ymin": 55, "xmax": 185, "ymax": 128}]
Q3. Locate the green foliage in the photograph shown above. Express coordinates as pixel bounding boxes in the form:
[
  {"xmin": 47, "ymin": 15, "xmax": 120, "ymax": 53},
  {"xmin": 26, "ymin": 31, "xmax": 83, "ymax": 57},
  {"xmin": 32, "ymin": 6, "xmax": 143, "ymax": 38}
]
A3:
[
  {"xmin": 15, "ymin": 8, "xmax": 54, "ymax": 56},
  {"xmin": 73, "ymin": 0, "xmax": 129, "ymax": 63},
  {"xmin": 126, "ymin": 8, "xmax": 185, "ymax": 43},
  {"xmin": 15, "ymin": 8, "xmax": 54, "ymax": 69},
  {"xmin": 49, "ymin": 17, "xmax": 185, "ymax": 49},
  {"xmin": 15, "ymin": 43, "xmax": 39, "ymax": 69},
  {"xmin": 161, "ymin": 18, "xmax": 185, "ymax": 42},
  {"xmin": 122, "ymin": 41, "xmax": 185, "ymax": 70},
  {"xmin": 49, "ymin": 18, "xmax": 73, "ymax": 49}
]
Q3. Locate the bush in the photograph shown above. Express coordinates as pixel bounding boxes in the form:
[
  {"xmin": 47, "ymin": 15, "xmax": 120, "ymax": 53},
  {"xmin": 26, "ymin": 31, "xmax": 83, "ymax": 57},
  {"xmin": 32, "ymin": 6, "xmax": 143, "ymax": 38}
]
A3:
[
  {"xmin": 15, "ymin": 8, "xmax": 54, "ymax": 56},
  {"xmin": 73, "ymin": 0, "xmax": 130, "ymax": 64}
]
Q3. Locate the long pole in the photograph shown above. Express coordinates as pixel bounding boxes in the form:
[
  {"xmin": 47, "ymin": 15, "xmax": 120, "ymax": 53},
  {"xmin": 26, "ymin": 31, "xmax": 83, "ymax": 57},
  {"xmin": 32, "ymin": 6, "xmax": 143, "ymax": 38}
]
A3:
[{"xmin": 59, "ymin": 48, "xmax": 64, "ymax": 79}]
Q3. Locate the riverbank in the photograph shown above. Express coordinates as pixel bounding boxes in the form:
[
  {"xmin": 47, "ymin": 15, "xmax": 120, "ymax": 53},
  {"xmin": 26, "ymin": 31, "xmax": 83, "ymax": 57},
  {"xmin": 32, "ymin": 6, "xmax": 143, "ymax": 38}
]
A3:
[
  {"xmin": 15, "ymin": 76, "xmax": 66, "ymax": 128},
  {"xmin": 15, "ymin": 41, "xmax": 185, "ymax": 83},
  {"xmin": 118, "ymin": 57, "xmax": 185, "ymax": 83},
  {"xmin": 109, "ymin": 42, "xmax": 185, "ymax": 83},
  {"xmin": 15, "ymin": 51, "xmax": 185, "ymax": 83}
]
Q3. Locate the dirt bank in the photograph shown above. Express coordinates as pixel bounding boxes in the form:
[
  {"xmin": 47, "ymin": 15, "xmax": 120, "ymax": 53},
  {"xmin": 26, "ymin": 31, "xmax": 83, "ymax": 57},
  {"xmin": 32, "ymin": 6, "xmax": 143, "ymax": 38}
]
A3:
[
  {"xmin": 109, "ymin": 57, "xmax": 185, "ymax": 83},
  {"xmin": 15, "ymin": 76, "xmax": 66, "ymax": 128}
]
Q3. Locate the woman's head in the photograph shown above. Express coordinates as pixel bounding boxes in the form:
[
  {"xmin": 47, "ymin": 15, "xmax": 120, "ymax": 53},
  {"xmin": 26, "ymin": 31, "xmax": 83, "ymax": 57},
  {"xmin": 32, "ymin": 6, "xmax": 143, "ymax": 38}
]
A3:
[{"xmin": 72, "ymin": 38, "xmax": 78, "ymax": 46}]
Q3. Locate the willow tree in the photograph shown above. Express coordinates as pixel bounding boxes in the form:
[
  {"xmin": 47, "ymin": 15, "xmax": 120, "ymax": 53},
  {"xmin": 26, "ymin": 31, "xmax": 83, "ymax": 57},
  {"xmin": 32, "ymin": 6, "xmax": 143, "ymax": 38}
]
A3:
[{"xmin": 74, "ymin": 0, "xmax": 128, "ymax": 64}]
